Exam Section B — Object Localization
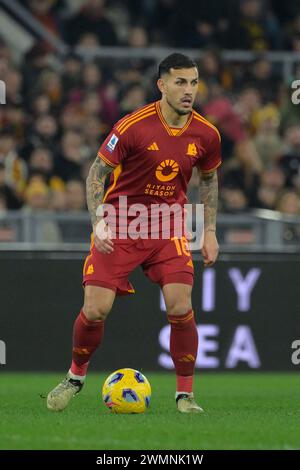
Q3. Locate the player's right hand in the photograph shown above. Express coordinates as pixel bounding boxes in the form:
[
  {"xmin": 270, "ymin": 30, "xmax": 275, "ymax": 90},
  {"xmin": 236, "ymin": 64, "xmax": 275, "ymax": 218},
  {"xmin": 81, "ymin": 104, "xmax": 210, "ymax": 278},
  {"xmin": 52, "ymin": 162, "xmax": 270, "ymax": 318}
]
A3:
[{"xmin": 93, "ymin": 220, "xmax": 114, "ymax": 254}]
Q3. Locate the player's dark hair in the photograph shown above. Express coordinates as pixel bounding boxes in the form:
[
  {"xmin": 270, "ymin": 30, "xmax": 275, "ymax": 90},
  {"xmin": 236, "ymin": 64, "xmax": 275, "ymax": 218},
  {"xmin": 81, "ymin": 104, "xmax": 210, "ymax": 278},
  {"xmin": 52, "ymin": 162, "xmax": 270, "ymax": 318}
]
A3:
[{"xmin": 158, "ymin": 53, "xmax": 198, "ymax": 78}]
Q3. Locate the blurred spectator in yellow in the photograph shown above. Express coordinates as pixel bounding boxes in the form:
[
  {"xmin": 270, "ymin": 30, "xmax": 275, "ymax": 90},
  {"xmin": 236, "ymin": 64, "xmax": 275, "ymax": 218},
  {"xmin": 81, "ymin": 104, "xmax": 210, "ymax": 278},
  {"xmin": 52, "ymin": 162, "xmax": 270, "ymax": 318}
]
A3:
[
  {"xmin": 49, "ymin": 176, "xmax": 67, "ymax": 212},
  {"xmin": 24, "ymin": 180, "xmax": 50, "ymax": 211},
  {"xmin": 27, "ymin": 147, "xmax": 65, "ymax": 194},
  {"xmin": 0, "ymin": 131, "xmax": 27, "ymax": 197},
  {"xmin": 253, "ymin": 104, "xmax": 284, "ymax": 168}
]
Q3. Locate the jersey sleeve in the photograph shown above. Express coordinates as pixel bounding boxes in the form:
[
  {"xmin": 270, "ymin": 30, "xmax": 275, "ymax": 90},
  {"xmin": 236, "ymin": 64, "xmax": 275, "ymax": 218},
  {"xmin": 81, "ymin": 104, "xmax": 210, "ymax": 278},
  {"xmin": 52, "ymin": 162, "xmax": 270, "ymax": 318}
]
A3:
[
  {"xmin": 97, "ymin": 127, "xmax": 129, "ymax": 168},
  {"xmin": 197, "ymin": 131, "xmax": 222, "ymax": 173}
]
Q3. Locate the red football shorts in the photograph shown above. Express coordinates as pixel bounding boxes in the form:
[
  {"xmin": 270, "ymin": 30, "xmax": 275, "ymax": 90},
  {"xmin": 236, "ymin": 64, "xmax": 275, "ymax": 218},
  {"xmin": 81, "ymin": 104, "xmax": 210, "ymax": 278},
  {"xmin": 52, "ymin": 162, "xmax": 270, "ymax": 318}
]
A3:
[{"xmin": 83, "ymin": 236, "xmax": 194, "ymax": 295}]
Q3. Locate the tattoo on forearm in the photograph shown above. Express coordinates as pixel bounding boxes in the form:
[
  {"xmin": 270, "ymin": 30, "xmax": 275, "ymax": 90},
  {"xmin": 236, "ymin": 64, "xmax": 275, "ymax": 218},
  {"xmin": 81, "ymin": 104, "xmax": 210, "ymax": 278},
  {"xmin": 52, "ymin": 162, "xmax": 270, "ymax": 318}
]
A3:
[
  {"xmin": 199, "ymin": 171, "xmax": 218, "ymax": 231},
  {"xmin": 86, "ymin": 157, "xmax": 113, "ymax": 226}
]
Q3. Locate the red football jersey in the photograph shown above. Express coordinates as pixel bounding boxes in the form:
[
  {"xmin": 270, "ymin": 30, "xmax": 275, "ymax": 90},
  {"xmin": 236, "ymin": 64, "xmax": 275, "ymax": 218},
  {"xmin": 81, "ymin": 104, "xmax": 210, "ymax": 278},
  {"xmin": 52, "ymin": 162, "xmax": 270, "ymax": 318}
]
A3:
[{"xmin": 97, "ymin": 101, "xmax": 221, "ymax": 237}]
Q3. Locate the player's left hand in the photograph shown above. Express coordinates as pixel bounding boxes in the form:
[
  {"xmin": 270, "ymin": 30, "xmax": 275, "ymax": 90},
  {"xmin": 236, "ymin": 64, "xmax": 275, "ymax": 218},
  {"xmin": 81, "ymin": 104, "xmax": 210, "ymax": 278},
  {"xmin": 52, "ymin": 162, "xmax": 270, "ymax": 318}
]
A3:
[
  {"xmin": 93, "ymin": 219, "xmax": 114, "ymax": 254},
  {"xmin": 201, "ymin": 230, "xmax": 219, "ymax": 267}
]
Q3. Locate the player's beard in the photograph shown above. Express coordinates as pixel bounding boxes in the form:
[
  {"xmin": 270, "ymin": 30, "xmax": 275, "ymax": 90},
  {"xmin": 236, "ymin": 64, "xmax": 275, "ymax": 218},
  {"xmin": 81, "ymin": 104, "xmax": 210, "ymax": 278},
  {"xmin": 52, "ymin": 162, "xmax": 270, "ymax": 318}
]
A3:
[{"xmin": 166, "ymin": 97, "xmax": 192, "ymax": 116}]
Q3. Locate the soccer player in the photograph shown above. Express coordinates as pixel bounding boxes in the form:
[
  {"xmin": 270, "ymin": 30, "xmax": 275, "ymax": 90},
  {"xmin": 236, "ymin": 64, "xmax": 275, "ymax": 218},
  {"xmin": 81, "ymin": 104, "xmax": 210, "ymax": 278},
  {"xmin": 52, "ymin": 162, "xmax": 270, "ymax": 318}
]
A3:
[{"xmin": 47, "ymin": 53, "xmax": 221, "ymax": 413}]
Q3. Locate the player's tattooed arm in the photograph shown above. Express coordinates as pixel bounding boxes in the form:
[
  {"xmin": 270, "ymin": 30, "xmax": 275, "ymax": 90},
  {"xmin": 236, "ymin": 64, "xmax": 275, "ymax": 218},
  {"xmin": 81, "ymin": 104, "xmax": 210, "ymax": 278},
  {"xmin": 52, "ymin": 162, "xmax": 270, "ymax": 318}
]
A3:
[
  {"xmin": 198, "ymin": 169, "xmax": 218, "ymax": 232},
  {"xmin": 86, "ymin": 157, "xmax": 114, "ymax": 226},
  {"xmin": 198, "ymin": 168, "xmax": 219, "ymax": 266}
]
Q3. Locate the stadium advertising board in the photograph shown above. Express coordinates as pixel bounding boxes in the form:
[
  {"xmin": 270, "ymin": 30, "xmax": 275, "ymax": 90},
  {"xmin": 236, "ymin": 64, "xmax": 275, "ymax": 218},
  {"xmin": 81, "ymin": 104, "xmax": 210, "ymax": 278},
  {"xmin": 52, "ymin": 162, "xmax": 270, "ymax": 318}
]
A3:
[{"xmin": 0, "ymin": 255, "xmax": 298, "ymax": 372}]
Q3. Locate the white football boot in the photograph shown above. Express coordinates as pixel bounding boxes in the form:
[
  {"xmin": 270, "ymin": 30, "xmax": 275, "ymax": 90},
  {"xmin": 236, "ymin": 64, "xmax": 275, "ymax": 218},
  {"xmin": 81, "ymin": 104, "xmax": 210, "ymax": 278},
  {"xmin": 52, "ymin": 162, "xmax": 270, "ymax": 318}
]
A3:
[
  {"xmin": 176, "ymin": 393, "xmax": 204, "ymax": 413},
  {"xmin": 47, "ymin": 372, "xmax": 84, "ymax": 411}
]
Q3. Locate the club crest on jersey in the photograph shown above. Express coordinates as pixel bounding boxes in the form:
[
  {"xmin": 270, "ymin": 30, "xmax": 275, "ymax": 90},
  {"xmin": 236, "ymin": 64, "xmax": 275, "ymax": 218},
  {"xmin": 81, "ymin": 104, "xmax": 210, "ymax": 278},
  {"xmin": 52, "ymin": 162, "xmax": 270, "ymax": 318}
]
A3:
[
  {"xmin": 186, "ymin": 143, "xmax": 197, "ymax": 157},
  {"xmin": 106, "ymin": 134, "xmax": 119, "ymax": 153}
]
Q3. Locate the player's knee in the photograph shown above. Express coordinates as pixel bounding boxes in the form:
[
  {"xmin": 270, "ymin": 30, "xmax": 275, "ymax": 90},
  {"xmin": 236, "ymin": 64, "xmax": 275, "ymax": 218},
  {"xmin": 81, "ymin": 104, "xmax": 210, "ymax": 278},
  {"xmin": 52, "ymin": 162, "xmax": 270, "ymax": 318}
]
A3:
[
  {"xmin": 167, "ymin": 300, "xmax": 192, "ymax": 317},
  {"xmin": 83, "ymin": 301, "xmax": 111, "ymax": 321}
]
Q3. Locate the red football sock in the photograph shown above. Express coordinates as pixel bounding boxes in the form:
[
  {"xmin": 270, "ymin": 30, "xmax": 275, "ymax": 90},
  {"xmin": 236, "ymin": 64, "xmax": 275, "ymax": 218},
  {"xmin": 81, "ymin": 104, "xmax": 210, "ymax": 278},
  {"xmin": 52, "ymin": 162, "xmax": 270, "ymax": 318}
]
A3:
[
  {"xmin": 167, "ymin": 309, "xmax": 198, "ymax": 394},
  {"xmin": 70, "ymin": 309, "xmax": 104, "ymax": 378}
]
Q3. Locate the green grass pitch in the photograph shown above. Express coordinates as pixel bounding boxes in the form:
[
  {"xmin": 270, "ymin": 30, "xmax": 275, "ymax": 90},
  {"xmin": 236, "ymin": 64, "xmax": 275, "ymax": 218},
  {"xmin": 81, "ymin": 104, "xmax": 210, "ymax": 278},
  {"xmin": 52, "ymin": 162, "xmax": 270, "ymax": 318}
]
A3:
[{"xmin": 0, "ymin": 372, "xmax": 299, "ymax": 450}]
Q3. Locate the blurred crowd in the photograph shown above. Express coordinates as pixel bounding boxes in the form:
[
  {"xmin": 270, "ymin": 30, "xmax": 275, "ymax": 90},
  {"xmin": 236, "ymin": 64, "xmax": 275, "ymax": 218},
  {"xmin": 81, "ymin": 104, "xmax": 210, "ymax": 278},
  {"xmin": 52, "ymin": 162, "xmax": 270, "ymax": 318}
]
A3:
[
  {"xmin": 0, "ymin": 0, "xmax": 300, "ymax": 243},
  {"xmin": 16, "ymin": 0, "xmax": 300, "ymax": 51}
]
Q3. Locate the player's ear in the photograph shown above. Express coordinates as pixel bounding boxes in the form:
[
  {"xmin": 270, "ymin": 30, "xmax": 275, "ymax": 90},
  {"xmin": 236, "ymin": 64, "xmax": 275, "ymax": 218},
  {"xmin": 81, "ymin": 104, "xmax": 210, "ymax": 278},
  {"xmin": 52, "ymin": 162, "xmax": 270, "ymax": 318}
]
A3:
[{"xmin": 157, "ymin": 78, "xmax": 165, "ymax": 94}]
